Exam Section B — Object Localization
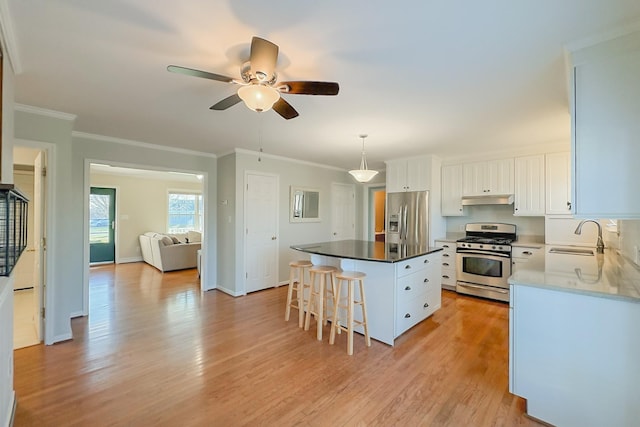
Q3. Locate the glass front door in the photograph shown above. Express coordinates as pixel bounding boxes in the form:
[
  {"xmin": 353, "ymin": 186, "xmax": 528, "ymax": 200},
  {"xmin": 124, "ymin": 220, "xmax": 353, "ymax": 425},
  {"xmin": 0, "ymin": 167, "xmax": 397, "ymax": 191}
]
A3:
[{"xmin": 89, "ymin": 187, "xmax": 116, "ymax": 263}]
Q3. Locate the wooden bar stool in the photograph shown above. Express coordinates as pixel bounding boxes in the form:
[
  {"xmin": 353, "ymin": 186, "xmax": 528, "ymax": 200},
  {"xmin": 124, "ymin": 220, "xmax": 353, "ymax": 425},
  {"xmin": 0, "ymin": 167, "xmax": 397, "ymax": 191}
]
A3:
[
  {"xmin": 329, "ymin": 271, "xmax": 371, "ymax": 355},
  {"xmin": 304, "ymin": 265, "xmax": 338, "ymax": 341},
  {"xmin": 285, "ymin": 260, "xmax": 313, "ymax": 328}
]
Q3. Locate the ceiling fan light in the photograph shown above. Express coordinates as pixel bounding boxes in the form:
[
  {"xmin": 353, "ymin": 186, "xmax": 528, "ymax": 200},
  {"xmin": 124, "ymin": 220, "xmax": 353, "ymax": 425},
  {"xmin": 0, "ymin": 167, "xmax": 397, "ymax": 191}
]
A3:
[{"xmin": 238, "ymin": 84, "xmax": 280, "ymax": 112}]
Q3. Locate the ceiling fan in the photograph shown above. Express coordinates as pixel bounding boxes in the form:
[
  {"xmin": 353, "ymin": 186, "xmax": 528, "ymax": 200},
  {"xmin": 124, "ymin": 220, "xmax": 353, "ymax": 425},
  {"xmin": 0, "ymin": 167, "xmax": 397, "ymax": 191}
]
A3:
[{"xmin": 167, "ymin": 36, "xmax": 339, "ymax": 120}]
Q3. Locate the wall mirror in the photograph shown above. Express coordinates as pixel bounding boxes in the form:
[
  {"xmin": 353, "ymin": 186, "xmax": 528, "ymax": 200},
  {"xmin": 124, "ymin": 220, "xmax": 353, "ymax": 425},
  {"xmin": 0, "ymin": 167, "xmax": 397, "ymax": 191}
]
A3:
[{"xmin": 290, "ymin": 186, "xmax": 320, "ymax": 223}]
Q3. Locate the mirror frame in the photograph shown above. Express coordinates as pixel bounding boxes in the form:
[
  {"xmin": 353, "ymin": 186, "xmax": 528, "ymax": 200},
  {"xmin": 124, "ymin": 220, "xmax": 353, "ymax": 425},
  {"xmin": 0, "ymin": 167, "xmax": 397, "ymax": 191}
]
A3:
[{"xmin": 289, "ymin": 186, "xmax": 321, "ymax": 223}]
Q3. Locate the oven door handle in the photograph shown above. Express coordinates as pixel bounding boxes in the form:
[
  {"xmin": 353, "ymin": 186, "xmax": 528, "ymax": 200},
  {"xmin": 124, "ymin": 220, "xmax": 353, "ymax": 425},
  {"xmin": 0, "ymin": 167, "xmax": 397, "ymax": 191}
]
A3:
[
  {"xmin": 457, "ymin": 282, "xmax": 509, "ymax": 294},
  {"xmin": 456, "ymin": 250, "xmax": 511, "ymax": 259}
]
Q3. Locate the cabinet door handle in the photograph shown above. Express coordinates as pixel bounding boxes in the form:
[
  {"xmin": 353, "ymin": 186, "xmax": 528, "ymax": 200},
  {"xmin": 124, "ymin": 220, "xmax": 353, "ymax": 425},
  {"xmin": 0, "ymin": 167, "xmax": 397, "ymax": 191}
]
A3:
[
  {"xmin": 405, "ymin": 286, "xmax": 411, "ymax": 291},
  {"xmin": 423, "ymin": 259, "xmax": 429, "ymax": 263},
  {"xmin": 405, "ymin": 265, "xmax": 412, "ymax": 269},
  {"xmin": 443, "ymin": 275, "xmax": 450, "ymax": 279},
  {"xmin": 443, "ymin": 253, "xmax": 449, "ymax": 258},
  {"xmin": 423, "ymin": 303, "xmax": 429, "ymax": 308},
  {"xmin": 404, "ymin": 313, "xmax": 411, "ymax": 318},
  {"xmin": 567, "ymin": 201, "xmax": 572, "ymax": 210},
  {"xmin": 443, "ymin": 262, "xmax": 449, "ymax": 267},
  {"xmin": 522, "ymin": 251, "xmax": 533, "ymax": 256},
  {"xmin": 423, "ymin": 278, "xmax": 429, "ymax": 283},
  {"xmin": 443, "ymin": 244, "xmax": 449, "ymax": 248}
]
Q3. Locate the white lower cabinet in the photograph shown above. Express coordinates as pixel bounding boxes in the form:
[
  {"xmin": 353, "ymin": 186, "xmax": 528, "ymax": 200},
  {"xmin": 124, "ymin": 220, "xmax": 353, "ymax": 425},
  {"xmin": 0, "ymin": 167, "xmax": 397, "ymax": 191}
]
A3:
[
  {"xmin": 435, "ymin": 239, "xmax": 456, "ymax": 290},
  {"xmin": 395, "ymin": 252, "xmax": 441, "ymax": 337},
  {"xmin": 510, "ymin": 284, "xmax": 640, "ymax": 427}
]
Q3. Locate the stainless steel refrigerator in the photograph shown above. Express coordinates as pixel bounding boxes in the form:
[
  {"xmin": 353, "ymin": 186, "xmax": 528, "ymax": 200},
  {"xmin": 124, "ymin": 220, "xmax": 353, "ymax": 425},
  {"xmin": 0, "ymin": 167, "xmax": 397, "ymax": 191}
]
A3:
[{"xmin": 386, "ymin": 191, "xmax": 429, "ymax": 246}]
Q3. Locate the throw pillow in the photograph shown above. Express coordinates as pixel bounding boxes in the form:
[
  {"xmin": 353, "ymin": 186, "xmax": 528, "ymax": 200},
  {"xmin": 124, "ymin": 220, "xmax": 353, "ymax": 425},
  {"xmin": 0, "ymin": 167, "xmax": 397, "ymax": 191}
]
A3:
[
  {"xmin": 161, "ymin": 236, "xmax": 173, "ymax": 246},
  {"xmin": 171, "ymin": 236, "xmax": 180, "ymax": 244}
]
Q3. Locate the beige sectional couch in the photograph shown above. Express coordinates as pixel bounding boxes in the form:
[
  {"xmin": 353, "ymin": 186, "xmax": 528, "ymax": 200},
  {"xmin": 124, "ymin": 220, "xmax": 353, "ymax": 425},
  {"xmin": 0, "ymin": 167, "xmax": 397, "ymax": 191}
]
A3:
[{"xmin": 139, "ymin": 231, "xmax": 201, "ymax": 272}]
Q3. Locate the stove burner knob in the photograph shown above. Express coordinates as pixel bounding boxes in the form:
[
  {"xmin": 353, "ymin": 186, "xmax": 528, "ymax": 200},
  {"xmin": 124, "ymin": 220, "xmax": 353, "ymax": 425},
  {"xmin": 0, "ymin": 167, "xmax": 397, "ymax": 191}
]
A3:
[
  {"xmin": 492, "ymin": 245, "xmax": 496, "ymax": 249},
  {"xmin": 479, "ymin": 245, "xmax": 483, "ymax": 249}
]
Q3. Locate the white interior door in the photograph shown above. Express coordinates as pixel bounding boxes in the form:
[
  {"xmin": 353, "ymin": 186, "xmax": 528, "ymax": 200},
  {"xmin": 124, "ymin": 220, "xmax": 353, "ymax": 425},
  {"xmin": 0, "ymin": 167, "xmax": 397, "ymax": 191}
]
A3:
[
  {"xmin": 331, "ymin": 183, "xmax": 355, "ymax": 241},
  {"xmin": 33, "ymin": 152, "xmax": 46, "ymax": 341},
  {"xmin": 245, "ymin": 173, "xmax": 279, "ymax": 293}
]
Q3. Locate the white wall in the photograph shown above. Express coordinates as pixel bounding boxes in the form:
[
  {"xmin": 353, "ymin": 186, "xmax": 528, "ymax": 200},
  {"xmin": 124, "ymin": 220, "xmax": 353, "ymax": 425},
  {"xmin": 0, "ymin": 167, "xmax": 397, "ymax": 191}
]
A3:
[
  {"xmin": 90, "ymin": 172, "xmax": 202, "ymax": 262},
  {"xmin": 14, "ymin": 108, "xmax": 217, "ymax": 343},
  {"xmin": 445, "ymin": 205, "xmax": 545, "ymax": 238},
  {"xmin": 0, "ymin": 34, "xmax": 17, "ymax": 427},
  {"xmin": 216, "ymin": 149, "xmax": 368, "ymax": 296}
]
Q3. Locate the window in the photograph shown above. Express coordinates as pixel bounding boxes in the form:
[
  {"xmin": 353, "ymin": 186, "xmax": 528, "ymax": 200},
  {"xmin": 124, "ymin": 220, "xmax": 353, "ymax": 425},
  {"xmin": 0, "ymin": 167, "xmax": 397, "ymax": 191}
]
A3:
[{"xmin": 168, "ymin": 192, "xmax": 203, "ymax": 234}]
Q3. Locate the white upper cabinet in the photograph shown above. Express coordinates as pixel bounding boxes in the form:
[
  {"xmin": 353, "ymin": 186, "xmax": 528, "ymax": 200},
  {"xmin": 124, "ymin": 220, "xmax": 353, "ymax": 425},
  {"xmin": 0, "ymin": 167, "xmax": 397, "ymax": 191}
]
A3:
[
  {"xmin": 462, "ymin": 158, "xmax": 514, "ymax": 196},
  {"xmin": 545, "ymin": 152, "xmax": 572, "ymax": 215},
  {"xmin": 441, "ymin": 164, "xmax": 464, "ymax": 216},
  {"xmin": 514, "ymin": 155, "xmax": 545, "ymax": 216},
  {"xmin": 386, "ymin": 157, "xmax": 429, "ymax": 193},
  {"xmin": 569, "ymin": 30, "xmax": 640, "ymax": 218}
]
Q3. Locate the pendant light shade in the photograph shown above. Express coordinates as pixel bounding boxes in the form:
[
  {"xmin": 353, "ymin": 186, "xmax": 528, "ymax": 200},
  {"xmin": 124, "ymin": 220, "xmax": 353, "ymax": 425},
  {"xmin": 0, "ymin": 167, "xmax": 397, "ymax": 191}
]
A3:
[
  {"xmin": 349, "ymin": 134, "xmax": 378, "ymax": 183},
  {"xmin": 238, "ymin": 84, "xmax": 281, "ymax": 112}
]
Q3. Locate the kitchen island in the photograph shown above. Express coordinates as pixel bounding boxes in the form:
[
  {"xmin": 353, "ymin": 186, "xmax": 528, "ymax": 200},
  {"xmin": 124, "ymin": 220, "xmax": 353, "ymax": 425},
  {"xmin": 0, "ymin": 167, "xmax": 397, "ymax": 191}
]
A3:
[
  {"xmin": 508, "ymin": 247, "xmax": 640, "ymax": 427},
  {"xmin": 291, "ymin": 240, "xmax": 442, "ymax": 346}
]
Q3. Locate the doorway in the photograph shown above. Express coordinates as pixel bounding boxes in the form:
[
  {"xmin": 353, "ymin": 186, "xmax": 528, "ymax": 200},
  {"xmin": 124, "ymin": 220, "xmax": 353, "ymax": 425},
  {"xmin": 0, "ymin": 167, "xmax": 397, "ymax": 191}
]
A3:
[
  {"xmin": 12, "ymin": 147, "xmax": 47, "ymax": 349},
  {"xmin": 331, "ymin": 183, "xmax": 356, "ymax": 241},
  {"xmin": 89, "ymin": 187, "xmax": 116, "ymax": 264},
  {"xmin": 244, "ymin": 172, "xmax": 279, "ymax": 294},
  {"xmin": 368, "ymin": 186, "xmax": 386, "ymax": 242}
]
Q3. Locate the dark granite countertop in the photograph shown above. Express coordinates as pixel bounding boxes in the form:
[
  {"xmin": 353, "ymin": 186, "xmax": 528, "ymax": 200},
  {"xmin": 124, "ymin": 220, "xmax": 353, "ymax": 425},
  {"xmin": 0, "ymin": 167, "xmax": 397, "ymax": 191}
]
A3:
[{"xmin": 291, "ymin": 240, "xmax": 442, "ymax": 263}]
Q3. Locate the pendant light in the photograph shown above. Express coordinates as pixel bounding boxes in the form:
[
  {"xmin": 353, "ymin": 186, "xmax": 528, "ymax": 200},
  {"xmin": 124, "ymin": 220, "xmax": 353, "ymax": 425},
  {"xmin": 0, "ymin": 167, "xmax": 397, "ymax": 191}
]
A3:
[{"xmin": 349, "ymin": 134, "xmax": 378, "ymax": 183}]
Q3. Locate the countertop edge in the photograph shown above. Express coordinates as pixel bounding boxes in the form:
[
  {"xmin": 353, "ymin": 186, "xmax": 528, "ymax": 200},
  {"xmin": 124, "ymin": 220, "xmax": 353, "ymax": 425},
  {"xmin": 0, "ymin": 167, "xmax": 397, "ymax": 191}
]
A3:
[
  {"xmin": 291, "ymin": 244, "xmax": 443, "ymax": 263},
  {"xmin": 508, "ymin": 277, "xmax": 640, "ymax": 304}
]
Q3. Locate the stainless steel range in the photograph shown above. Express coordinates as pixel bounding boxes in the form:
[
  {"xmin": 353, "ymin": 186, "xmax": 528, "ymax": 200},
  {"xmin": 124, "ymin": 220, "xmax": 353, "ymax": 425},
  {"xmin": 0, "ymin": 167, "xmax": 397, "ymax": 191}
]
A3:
[{"xmin": 456, "ymin": 223, "xmax": 516, "ymax": 302}]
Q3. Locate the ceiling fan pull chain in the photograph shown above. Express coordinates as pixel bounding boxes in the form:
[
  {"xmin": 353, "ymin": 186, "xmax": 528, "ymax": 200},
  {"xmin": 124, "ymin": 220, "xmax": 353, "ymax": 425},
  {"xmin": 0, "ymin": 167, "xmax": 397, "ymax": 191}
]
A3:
[{"xmin": 258, "ymin": 113, "xmax": 263, "ymax": 162}]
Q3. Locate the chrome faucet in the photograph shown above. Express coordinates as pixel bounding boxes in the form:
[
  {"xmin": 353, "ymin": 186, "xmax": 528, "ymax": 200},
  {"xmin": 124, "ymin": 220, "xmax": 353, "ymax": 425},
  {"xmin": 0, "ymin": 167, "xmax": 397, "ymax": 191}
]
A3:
[{"xmin": 574, "ymin": 220, "xmax": 605, "ymax": 254}]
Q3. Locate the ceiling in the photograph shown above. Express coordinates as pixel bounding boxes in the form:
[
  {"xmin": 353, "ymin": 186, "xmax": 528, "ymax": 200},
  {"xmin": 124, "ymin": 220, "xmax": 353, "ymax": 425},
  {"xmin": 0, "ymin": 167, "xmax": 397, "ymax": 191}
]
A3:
[{"xmin": 6, "ymin": 1, "xmax": 640, "ymax": 171}]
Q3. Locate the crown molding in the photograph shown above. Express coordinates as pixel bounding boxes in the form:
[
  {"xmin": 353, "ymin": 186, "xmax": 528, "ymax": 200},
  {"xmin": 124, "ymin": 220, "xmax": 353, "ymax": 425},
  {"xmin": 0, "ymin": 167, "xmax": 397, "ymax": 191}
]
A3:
[
  {"xmin": 233, "ymin": 148, "xmax": 346, "ymax": 172},
  {"xmin": 0, "ymin": 0, "xmax": 22, "ymax": 73},
  {"xmin": 15, "ymin": 103, "xmax": 77, "ymax": 121},
  {"xmin": 564, "ymin": 20, "xmax": 640, "ymax": 53},
  {"xmin": 73, "ymin": 131, "xmax": 218, "ymax": 159}
]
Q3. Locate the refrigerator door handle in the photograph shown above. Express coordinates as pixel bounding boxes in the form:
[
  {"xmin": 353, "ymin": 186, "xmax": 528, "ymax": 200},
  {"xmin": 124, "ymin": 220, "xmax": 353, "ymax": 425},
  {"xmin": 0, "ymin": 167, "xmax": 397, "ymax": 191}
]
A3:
[
  {"xmin": 398, "ymin": 205, "xmax": 404, "ymax": 243},
  {"xmin": 402, "ymin": 204, "xmax": 408, "ymax": 241}
]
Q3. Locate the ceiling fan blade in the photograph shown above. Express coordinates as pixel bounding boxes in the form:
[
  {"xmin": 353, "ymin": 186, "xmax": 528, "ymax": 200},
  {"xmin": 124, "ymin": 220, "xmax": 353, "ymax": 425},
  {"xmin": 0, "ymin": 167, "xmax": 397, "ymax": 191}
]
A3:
[
  {"xmin": 210, "ymin": 93, "xmax": 243, "ymax": 110},
  {"xmin": 167, "ymin": 65, "xmax": 234, "ymax": 83},
  {"xmin": 250, "ymin": 37, "xmax": 278, "ymax": 82},
  {"xmin": 279, "ymin": 81, "xmax": 339, "ymax": 96},
  {"xmin": 272, "ymin": 98, "xmax": 299, "ymax": 120}
]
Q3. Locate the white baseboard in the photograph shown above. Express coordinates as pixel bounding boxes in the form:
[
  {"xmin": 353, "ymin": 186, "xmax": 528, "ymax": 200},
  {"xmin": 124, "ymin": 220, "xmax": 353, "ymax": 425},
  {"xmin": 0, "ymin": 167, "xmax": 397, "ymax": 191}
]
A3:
[
  {"xmin": 215, "ymin": 285, "xmax": 243, "ymax": 297},
  {"xmin": 52, "ymin": 332, "xmax": 73, "ymax": 344},
  {"xmin": 117, "ymin": 256, "xmax": 143, "ymax": 264}
]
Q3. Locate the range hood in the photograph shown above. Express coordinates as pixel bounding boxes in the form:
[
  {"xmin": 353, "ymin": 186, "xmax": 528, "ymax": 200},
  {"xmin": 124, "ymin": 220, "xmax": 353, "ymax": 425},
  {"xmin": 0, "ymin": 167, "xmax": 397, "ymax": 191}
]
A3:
[{"xmin": 461, "ymin": 194, "xmax": 514, "ymax": 206}]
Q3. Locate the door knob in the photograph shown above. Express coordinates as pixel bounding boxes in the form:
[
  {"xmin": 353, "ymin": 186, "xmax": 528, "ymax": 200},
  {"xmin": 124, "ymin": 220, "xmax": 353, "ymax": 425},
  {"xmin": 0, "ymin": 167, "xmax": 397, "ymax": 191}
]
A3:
[{"xmin": 271, "ymin": 236, "xmax": 277, "ymax": 240}]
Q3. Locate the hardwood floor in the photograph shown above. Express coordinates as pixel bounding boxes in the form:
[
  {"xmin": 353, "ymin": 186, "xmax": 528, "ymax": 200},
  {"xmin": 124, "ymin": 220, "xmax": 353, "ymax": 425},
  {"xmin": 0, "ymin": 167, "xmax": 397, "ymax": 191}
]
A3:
[{"xmin": 13, "ymin": 262, "xmax": 542, "ymax": 426}]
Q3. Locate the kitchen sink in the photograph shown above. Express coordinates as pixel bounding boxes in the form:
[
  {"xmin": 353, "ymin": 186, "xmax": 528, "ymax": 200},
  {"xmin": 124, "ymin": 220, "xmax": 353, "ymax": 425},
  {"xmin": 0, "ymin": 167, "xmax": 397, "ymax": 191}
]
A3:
[{"xmin": 548, "ymin": 247, "xmax": 594, "ymax": 256}]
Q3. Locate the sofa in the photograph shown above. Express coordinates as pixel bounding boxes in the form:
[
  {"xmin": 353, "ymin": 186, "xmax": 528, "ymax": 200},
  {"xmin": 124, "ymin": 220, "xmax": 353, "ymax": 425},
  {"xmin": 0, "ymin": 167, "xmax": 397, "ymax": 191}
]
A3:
[{"xmin": 139, "ymin": 231, "xmax": 201, "ymax": 272}]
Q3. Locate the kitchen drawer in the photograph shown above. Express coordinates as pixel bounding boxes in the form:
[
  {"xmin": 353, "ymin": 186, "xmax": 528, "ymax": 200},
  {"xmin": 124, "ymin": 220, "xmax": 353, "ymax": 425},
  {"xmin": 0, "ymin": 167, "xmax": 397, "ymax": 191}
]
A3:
[
  {"xmin": 396, "ymin": 253, "xmax": 439, "ymax": 278},
  {"xmin": 440, "ymin": 272, "xmax": 456, "ymax": 288},
  {"xmin": 397, "ymin": 265, "xmax": 439, "ymax": 303},
  {"xmin": 396, "ymin": 287, "xmax": 441, "ymax": 335},
  {"xmin": 512, "ymin": 246, "xmax": 543, "ymax": 258}
]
